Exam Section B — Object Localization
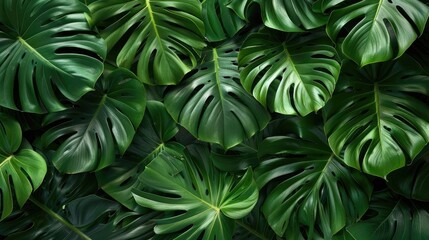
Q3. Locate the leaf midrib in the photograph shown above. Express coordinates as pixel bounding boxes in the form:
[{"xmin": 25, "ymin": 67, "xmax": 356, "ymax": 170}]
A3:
[
  {"xmin": 17, "ymin": 37, "xmax": 69, "ymax": 76},
  {"xmin": 0, "ymin": 155, "xmax": 13, "ymax": 169},
  {"xmin": 145, "ymin": 0, "xmax": 164, "ymax": 51},
  {"xmin": 29, "ymin": 196, "xmax": 91, "ymax": 240}
]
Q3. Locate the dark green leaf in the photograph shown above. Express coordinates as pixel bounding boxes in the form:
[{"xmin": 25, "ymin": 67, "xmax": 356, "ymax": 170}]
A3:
[
  {"xmin": 324, "ymin": 56, "xmax": 429, "ymax": 177},
  {"xmin": 226, "ymin": 0, "xmax": 327, "ymax": 31},
  {"xmin": 347, "ymin": 191, "xmax": 429, "ymax": 240},
  {"xmin": 256, "ymin": 116, "xmax": 372, "ymax": 238},
  {"xmin": 239, "ymin": 29, "xmax": 340, "ymax": 116},
  {"xmin": 89, "ymin": 0, "xmax": 206, "ymax": 85},
  {"xmin": 165, "ymin": 37, "xmax": 270, "ymax": 149},
  {"xmin": 41, "ymin": 69, "xmax": 146, "ymax": 173},
  {"xmin": 0, "ymin": 0, "xmax": 106, "ymax": 113},
  {"xmin": 202, "ymin": 0, "xmax": 246, "ymax": 42}
]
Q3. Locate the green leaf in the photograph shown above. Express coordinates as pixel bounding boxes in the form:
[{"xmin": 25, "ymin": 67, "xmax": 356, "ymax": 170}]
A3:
[
  {"xmin": 239, "ymin": 28, "xmax": 340, "ymax": 116},
  {"xmin": 0, "ymin": 164, "xmax": 158, "ymax": 239},
  {"xmin": 226, "ymin": 0, "xmax": 327, "ymax": 32},
  {"xmin": 41, "ymin": 69, "xmax": 146, "ymax": 173},
  {"xmin": 324, "ymin": 57, "xmax": 429, "ymax": 178},
  {"xmin": 255, "ymin": 116, "xmax": 372, "ymax": 239},
  {"xmin": 97, "ymin": 100, "xmax": 185, "ymax": 211},
  {"xmin": 133, "ymin": 145, "xmax": 259, "ymax": 239},
  {"xmin": 0, "ymin": 0, "xmax": 106, "ymax": 113},
  {"xmin": 326, "ymin": 0, "xmax": 429, "ymax": 66},
  {"xmin": 165, "ymin": 37, "xmax": 270, "ymax": 149},
  {"xmin": 202, "ymin": 0, "xmax": 246, "ymax": 42},
  {"xmin": 347, "ymin": 191, "xmax": 429, "ymax": 240},
  {"xmin": 387, "ymin": 153, "xmax": 429, "ymax": 202},
  {"xmin": 0, "ymin": 113, "xmax": 47, "ymax": 221},
  {"xmin": 89, "ymin": 0, "xmax": 206, "ymax": 85}
]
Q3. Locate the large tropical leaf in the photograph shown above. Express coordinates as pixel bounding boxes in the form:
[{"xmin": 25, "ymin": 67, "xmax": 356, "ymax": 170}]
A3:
[
  {"xmin": 0, "ymin": 0, "xmax": 106, "ymax": 113},
  {"xmin": 41, "ymin": 69, "xmax": 146, "ymax": 173},
  {"xmin": 0, "ymin": 164, "xmax": 158, "ymax": 240},
  {"xmin": 239, "ymin": 28, "xmax": 340, "ymax": 116},
  {"xmin": 347, "ymin": 191, "xmax": 429, "ymax": 240},
  {"xmin": 226, "ymin": 0, "xmax": 327, "ymax": 32},
  {"xmin": 386, "ymin": 152, "xmax": 429, "ymax": 202},
  {"xmin": 324, "ymin": 56, "xmax": 429, "ymax": 178},
  {"xmin": 97, "ymin": 100, "xmax": 185, "ymax": 211},
  {"xmin": 255, "ymin": 116, "xmax": 372, "ymax": 239},
  {"xmin": 89, "ymin": 0, "xmax": 206, "ymax": 85},
  {"xmin": 326, "ymin": 0, "xmax": 429, "ymax": 66},
  {"xmin": 0, "ymin": 113, "xmax": 47, "ymax": 221},
  {"xmin": 165, "ymin": 37, "xmax": 270, "ymax": 149},
  {"xmin": 202, "ymin": 0, "xmax": 246, "ymax": 42},
  {"xmin": 133, "ymin": 145, "xmax": 259, "ymax": 239}
]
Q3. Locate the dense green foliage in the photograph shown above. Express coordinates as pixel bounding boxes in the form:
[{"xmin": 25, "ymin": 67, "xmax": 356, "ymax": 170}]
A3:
[{"xmin": 0, "ymin": 0, "xmax": 429, "ymax": 239}]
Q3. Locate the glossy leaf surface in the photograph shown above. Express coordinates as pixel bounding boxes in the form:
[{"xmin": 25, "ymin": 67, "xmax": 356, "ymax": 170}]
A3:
[
  {"xmin": 41, "ymin": 69, "xmax": 146, "ymax": 173},
  {"xmin": 0, "ymin": 0, "xmax": 106, "ymax": 113}
]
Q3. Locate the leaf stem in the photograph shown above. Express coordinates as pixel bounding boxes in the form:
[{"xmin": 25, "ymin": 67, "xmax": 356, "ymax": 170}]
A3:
[{"xmin": 29, "ymin": 196, "xmax": 91, "ymax": 240}]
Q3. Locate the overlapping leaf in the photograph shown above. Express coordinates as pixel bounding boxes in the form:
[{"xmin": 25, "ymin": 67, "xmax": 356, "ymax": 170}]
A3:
[
  {"xmin": 0, "ymin": 113, "xmax": 47, "ymax": 221},
  {"xmin": 165, "ymin": 37, "xmax": 270, "ymax": 149},
  {"xmin": 0, "ymin": 165, "xmax": 158, "ymax": 240},
  {"xmin": 255, "ymin": 116, "xmax": 372, "ymax": 239},
  {"xmin": 226, "ymin": 0, "xmax": 327, "ymax": 32},
  {"xmin": 239, "ymin": 28, "xmax": 340, "ymax": 116},
  {"xmin": 202, "ymin": 0, "xmax": 246, "ymax": 41},
  {"xmin": 326, "ymin": 0, "xmax": 429, "ymax": 66},
  {"xmin": 324, "ymin": 57, "xmax": 429, "ymax": 177},
  {"xmin": 347, "ymin": 191, "xmax": 429, "ymax": 240},
  {"xmin": 0, "ymin": 0, "xmax": 106, "ymax": 113},
  {"xmin": 97, "ymin": 101, "xmax": 184, "ymax": 211},
  {"xmin": 133, "ymin": 146, "xmax": 259, "ymax": 239},
  {"xmin": 41, "ymin": 69, "xmax": 146, "ymax": 173},
  {"xmin": 89, "ymin": 0, "xmax": 206, "ymax": 85}
]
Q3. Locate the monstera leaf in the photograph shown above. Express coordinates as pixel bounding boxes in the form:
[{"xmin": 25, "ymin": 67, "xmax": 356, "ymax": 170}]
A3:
[
  {"xmin": 324, "ymin": 56, "xmax": 429, "ymax": 178},
  {"xmin": 165, "ymin": 37, "xmax": 270, "ymax": 149},
  {"xmin": 202, "ymin": 0, "xmax": 246, "ymax": 41},
  {"xmin": 387, "ymin": 153, "xmax": 429, "ymax": 202},
  {"xmin": 41, "ymin": 69, "xmax": 146, "ymax": 173},
  {"xmin": 133, "ymin": 145, "xmax": 259, "ymax": 239},
  {"xmin": 239, "ymin": 28, "xmax": 340, "ymax": 116},
  {"xmin": 89, "ymin": 0, "xmax": 206, "ymax": 85},
  {"xmin": 226, "ymin": 0, "xmax": 327, "ymax": 32},
  {"xmin": 347, "ymin": 191, "xmax": 429, "ymax": 240},
  {"xmin": 0, "ymin": 165, "xmax": 158, "ymax": 240},
  {"xmin": 0, "ymin": 113, "xmax": 47, "ymax": 221},
  {"xmin": 97, "ymin": 101, "xmax": 184, "ymax": 211},
  {"xmin": 0, "ymin": 0, "xmax": 106, "ymax": 113},
  {"xmin": 255, "ymin": 116, "xmax": 372, "ymax": 239},
  {"xmin": 326, "ymin": 0, "xmax": 429, "ymax": 66}
]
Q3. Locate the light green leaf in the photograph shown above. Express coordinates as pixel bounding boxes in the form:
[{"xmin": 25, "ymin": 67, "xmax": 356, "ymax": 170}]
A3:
[
  {"xmin": 0, "ymin": 0, "xmax": 106, "ymax": 113},
  {"xmin": 0, "ymin": 113, "xmax": 47, "ymax": 221},
  {"xmin": 347, "ymin": 191, "xmax": 429, "ymax": 240},
  {"xmin": 41, "ymin": 69, "xmax": 146, "ymax": 173},
  {"xmin": 324, "ymin": 56, "xmax": 429, "ymax": 177},
  {"xmin": 326, "ymin": 0, "xmax": 429, "ymax": 66},
  {"xmin": 239, "ymin": 28, "xmax": 340, "ymax": 116},
  {"xmin": 256, "ymin": 116, "xmax": 372, "ymax": 239},
  {"xmin": 165, "ymin": 37, "xmax": 270, "ymax": 149},
  {"xmin": 89, "ymin": 0, "xmax": 206, "ymax": 85},
  {"xmin": 97, "ymin": 101, "xmax": 184, "ymax": 211},
  {"xmin": 133, "ymin": 145, "xmax": 259, "ymax": 239}
]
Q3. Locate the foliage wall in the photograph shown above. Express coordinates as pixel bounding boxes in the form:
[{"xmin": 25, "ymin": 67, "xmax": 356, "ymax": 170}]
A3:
[{"xmin": 0, "ymin": 0, "xmax": 429, "ymax": 239}]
